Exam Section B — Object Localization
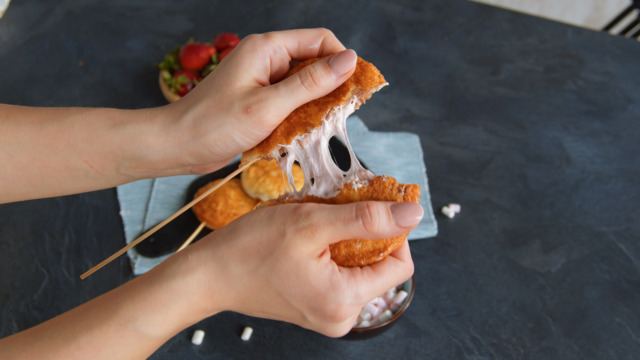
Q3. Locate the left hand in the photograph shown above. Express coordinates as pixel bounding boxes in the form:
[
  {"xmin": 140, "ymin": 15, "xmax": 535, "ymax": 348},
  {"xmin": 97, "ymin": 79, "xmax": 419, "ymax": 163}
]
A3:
[{"xmin": 155, "ymin": 28, "xmax": 358, "ymax": 175}]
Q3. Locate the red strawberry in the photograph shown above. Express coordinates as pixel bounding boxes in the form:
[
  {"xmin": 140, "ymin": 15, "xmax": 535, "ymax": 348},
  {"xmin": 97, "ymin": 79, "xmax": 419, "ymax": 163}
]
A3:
[
  {"xmin": 218, "ymin": 47, "xmax": 234, "ymax": 62},
  {"xmin": 179, "ymin": 43, "xmax": 216, "ymax": 71},
  {"xmin": 170, "ymin": 70, "xmax": 200, "ymax": 96},
  {"xmin": 212, "ymin": 33, "xmax": 240, "ymax": 51}
]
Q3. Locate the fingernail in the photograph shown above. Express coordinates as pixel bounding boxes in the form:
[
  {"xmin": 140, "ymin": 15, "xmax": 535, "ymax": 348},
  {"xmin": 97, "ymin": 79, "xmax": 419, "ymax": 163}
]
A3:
[
  {"xmin": 328, "ymin": 49, "xmax": 357, "ymax": 76},
  {"xmin": 390, "ymin": 203, "xmax": 424, "ymax": 228}
]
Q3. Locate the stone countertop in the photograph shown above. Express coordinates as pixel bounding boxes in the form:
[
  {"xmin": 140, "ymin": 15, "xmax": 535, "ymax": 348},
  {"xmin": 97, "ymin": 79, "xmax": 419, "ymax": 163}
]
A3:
[{"xmin": 1, "ymin": 0, "xmax": 639, "ymax": 359}]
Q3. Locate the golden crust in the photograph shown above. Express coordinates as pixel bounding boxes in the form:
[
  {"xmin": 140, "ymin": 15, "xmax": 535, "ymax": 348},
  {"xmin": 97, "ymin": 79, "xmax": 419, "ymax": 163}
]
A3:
[
  {"xmin": 232, "ymin": 56, "xmax": 420, "ymax": 267},
  {"xmin": 240, "ymin": 159, "xmax": 305, "ymax": 201},
  {"xmin": 241, "ymin": 56, "xmax": 386, "ymax": 165},
  {"xmin": 192, "ymin": 178, "xmax": 259, "ymax": 230},
  {"xmin": 331, "ymin": 234, "xmax": 408, "ymax": 268},
  {"xmin": 275, "ymin": 175, "xmax": 421, "ymax": 267}
]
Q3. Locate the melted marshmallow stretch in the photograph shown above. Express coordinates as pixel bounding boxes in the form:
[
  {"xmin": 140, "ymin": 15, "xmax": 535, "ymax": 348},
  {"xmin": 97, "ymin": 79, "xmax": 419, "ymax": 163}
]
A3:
[{"xmin": 273, "ymin": 85, "xmax": 386, "ymax": 199}]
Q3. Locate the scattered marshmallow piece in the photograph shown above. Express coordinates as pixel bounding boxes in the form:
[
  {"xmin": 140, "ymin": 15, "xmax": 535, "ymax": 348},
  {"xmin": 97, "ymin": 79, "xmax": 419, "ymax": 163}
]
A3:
[
  {"xmin": 441, "ymin": 205, "xmax": 455, "ymax": 218},
  {"xmin": 448, "ymin": 203, "xmax": 461, "ymax": 213},
  {"xmin": 191, "ymin": 329, "xmax": 205, "ymax": 345},
  {"xmin": 240, "ymin": 326, "xmax": 253, "ymax": 341},
  {"xmin": 377, "ymin": 309, "xmax": 394, "ymax": 323}
]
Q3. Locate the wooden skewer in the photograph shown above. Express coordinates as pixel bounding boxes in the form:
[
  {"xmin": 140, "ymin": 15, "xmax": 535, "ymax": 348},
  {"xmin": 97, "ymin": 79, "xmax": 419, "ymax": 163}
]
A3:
[
  {"xmin": 176, "ymin": 221, "xmax": 206, "ymax": 252},
  {"xmin": 80, "ymin": 158, "xmax": 258, "ymax": 279}
]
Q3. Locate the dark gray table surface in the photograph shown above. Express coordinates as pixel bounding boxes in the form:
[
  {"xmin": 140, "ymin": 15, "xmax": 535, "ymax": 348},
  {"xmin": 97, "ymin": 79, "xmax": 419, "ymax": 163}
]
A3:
[{"xmin": 1, "ymin": 0, "xmax": 639, "ymax": 359}]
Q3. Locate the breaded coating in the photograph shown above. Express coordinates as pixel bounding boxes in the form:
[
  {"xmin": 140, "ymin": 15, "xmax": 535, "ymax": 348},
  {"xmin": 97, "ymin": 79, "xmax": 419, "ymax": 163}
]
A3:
[
  {"xmin": 192, "ymin": 179, "xmax": 259, "ymax": 230},
  {"xmin": 275, "ymin": 176, "xmax": 421, "ymax": 267},
  {"xmin": 241, "ymin": 57, "xmax": 387, "ymax": 164}
]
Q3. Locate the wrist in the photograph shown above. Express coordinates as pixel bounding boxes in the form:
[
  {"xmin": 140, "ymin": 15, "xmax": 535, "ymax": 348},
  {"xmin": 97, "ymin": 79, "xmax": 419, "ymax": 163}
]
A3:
[
  {"xmin": 126, "ymin": 101, "xmax": 232, "ymax": 178},
  {"xmin": 173, "ymin": 235, "xmax": 231, "ymax": 317},
  {"xmin": 111, "ymin": 105, "xmax": 187, "ymax": 179},
  {"xmin": 131, "ymin": 247, "xmax": 220, "ymax": 338}
]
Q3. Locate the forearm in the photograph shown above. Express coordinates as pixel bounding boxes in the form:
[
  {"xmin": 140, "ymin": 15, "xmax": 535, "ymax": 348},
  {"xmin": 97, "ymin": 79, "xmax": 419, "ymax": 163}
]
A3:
[
  {"xmin": 0, "ymin": 104, "xmax": 182, "ymax": 203},
  {"xmin": 0, "ymin": 249, "xmax": 215, "ymax": 360}
]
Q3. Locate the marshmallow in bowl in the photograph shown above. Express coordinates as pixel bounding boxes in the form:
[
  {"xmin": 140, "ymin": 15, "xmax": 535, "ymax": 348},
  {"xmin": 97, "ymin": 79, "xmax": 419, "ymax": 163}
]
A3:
[{"xmin": 354, "ymin": 285, "xmax": 409, "ymax": 328}]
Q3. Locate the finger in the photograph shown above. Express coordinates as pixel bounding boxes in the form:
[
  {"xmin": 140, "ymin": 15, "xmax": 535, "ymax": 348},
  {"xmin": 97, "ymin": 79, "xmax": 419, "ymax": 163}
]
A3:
[
  {"xmin": 303, "ymin": 201, "xmax": 423, "ymax": 248},
  {"xmin": 264, "ymin": 49, "xmax": 357, "ymax": 120},
  {"xmin": 278, "ymin": 28, "xmax": 347, "ymax": 59},
  {"xmin": 345, "ymin": 241, "xmax": 415, "ymax": 303},
  {"xmin": 212, "ymin": 28, "xmax": 345, "ymax": 87},
  {"xmin": 227, "ymin": 28, "xmax": 346, "ymax": 84},
  {"xmin": 261, "ymin": 28, "xmax": 347, "ymax": 81}
]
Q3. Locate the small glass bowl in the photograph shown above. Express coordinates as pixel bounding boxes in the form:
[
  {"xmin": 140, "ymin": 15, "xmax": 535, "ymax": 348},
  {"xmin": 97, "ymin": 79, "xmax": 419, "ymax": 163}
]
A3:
[{"xmin": 344, "ymin": 275, "xmax": 415, "ymax": 340}]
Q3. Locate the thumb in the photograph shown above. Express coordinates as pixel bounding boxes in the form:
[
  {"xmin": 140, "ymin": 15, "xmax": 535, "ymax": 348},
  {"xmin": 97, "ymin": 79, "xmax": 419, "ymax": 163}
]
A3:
[
  {"xmin": 311, "ymin": 202, "xmax": 424, "ymax": 247},
  {"xmin": 270, "ymin": 49, "xmax": 357, "ymax": 115}
]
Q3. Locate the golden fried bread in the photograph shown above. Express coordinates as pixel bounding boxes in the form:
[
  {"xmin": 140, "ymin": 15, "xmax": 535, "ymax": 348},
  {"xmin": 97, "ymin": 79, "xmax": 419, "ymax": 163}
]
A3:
[
  {"xmin": 237, "ymin": 55, "xmax": 420, "ymax": 267},
  {"xmin": 241, "ymin": 56, "xmax": 387, "ymax": 165},
  {"xmin": 192, "ymin": 178, "xmax": 259, "ymax": 230},
  {"xmin": 241, "ymin": 159, "xmax": 305, "ymax": 201},
  {"xmin": 276, "ymin": 176, "xmax": 421, "ymax": 267}
]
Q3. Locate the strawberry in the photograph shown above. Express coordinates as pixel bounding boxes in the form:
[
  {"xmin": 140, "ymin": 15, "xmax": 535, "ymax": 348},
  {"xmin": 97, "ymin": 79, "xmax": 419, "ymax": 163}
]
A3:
[
  {"xmin": 163, "ymin": 69, "xmax": 201, "ymax": 96},
  {"xmin": 212, "ymin": 33, "xmax": 240, "ymax": 51},
  {"xmin": 179, "ymin": 43, "xmax": 217, "ymax": 71}
]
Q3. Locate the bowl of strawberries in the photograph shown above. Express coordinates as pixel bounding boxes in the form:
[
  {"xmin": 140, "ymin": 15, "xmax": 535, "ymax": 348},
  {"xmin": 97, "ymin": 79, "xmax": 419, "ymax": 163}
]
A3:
[{"xmin": 157, "ymin": 32, "xmax": 240, "ymax": 103}]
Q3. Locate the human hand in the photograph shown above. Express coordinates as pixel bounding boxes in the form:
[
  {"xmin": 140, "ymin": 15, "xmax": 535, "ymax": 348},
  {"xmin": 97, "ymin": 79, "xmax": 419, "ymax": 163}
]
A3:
[
  {"xmin": 154, "ymin": 28, "xmax": 357, "ymax": 176},
  {"xmin": 0, "ymin": 29, "xmax": 357, "ymax": 201},
  {"xmin": 186, "ymin": 201, "xmax": 422, "ymax": 337},
  {"xmin": 0, "ymin": 201, "xmax": 420, "ymax": 359}
]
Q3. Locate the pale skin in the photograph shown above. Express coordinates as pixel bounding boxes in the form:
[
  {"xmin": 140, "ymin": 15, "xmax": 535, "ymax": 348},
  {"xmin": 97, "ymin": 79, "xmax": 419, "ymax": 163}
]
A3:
[{"xmin": 0, "ymin": 29, "xmax": 422, "ymax": 359}]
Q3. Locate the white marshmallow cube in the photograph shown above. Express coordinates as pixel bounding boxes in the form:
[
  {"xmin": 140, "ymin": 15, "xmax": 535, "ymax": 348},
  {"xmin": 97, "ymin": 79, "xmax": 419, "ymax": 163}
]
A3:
[
  {"xmin": 384, "ymin": 288, "xmax": 398, "ymax": 304},
  {"xmin": 191, "ymin": 329, "xmax": 205, "ymax": 345},
  {"xmin": 359, "ymin": 309, "xmax": 373, "ymax": 322},
  {"xmin": 358, "ymin": 320, "xmax": 371, "ymax": 328},
  {"xmin": 441, "ymin": 205, "xmax": 455, "ymax": 218},
  {"xmin": 363, "ymin": 302, "xmax": 382, "ymax": 318},
  {"xmin": 372, "ymin": 296, "xmax": 387, "ymax": 309},
  {"xmin": 390, "ymin": 290, "xmax": 409, "ymax": 311},
  {"xmin": 240, "ymin": 326, "xmax": 253, "ymax": 341},
  {"xmin": 448, "ymin": 203, "xmax": 461, "ymax": 213},
  {"xmin": 377, "ymin": 309, "xmax": 394, "ymax": 323}
]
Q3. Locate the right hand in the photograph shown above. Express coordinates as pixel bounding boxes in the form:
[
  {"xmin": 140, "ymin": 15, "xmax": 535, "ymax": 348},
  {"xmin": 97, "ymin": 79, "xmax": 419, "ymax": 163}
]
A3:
[{"xmin": 185, "ymin": 201, "xmax": 422, "ymax": 337}]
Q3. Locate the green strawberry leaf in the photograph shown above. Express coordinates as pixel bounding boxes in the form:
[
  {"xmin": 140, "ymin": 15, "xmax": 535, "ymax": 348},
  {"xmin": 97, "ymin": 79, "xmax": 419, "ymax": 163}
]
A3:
[{"xmin": 157, "ymin": 46, "xmax": 182, "ymax": 71}]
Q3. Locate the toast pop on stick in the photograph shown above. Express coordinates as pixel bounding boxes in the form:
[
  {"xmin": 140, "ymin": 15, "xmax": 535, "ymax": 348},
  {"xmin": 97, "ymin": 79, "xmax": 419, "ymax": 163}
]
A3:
[
  {"xmin": 80, "ymin": 159, "xmax": 257, "ymax": 279},
  {"xmin": 242, "ymin": 56, "xmax": 421, "ymax": 267}
]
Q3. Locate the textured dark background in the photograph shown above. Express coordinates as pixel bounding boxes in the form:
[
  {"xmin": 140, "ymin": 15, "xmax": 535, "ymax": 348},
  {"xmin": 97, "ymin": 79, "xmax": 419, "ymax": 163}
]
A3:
[{"xmin": 1, "ymin": 0, "xmax": 640, "ymax": 359}]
